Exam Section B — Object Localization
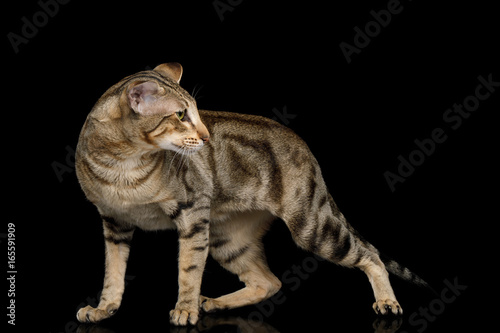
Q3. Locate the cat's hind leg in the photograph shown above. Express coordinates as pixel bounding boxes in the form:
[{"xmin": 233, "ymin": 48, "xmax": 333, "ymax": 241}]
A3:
[
  {"xmin": 201, "ymin": 257, "xmax": 281, "ymax": 313},
  {"xmin": 76, "ymin": 216, "xmax": 135, "ymax": 323},
  {"xmin": 201, "ymin": 211, "xmax": 281, "ymax": 313},
  {"xmin": 282, "ymin": 190, "xmax": 402, "ymax": 315}
]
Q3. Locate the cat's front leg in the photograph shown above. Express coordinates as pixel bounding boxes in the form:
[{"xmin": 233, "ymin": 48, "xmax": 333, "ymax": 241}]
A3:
[
  {"xmin": 170, "ymin": 212, "xmax": 210, "ymax": 326},
  {"xmin": 77, "ymin": 216, "xmax": 135, "ymax": 323}
]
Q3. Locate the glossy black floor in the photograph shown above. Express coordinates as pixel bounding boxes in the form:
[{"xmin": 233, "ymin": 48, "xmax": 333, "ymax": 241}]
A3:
[
  {"xmin": 12, "ymin": 215, "xmax": 492, "ymax": 332},
  {"xmin": 6, "ymin": 0, "xmax": 497, "ymax": 332}
]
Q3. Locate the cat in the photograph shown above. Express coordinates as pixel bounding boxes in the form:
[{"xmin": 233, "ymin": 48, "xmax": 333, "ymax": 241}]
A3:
[{"xmin": 75, "ymin": 62, "xmax": 430, "ymax": 326}]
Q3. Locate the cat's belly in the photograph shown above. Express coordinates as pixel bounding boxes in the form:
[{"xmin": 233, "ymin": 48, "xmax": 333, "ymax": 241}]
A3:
[{"xmin": 101, "ymin": 203, "xmax": 177, "ymax": 231}]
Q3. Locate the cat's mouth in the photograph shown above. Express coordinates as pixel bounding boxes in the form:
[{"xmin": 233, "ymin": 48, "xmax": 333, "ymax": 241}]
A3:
[{"xmin": 172, "ymin": 139, "xmax": 205, "ymax": 155}]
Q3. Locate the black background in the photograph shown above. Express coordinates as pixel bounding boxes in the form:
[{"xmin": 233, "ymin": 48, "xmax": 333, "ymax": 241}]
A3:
[{"xmin": 4, "ymin": 0, "xmax": 498, "ymax": 332}]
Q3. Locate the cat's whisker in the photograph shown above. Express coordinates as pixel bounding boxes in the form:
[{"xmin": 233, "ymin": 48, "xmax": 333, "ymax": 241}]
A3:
[
  {"xmin": 183, "ymin": 147, "xmax": 194, "ymax": 170},
  {"xmin": 167, "ymin": 148, "xmax": 183, "ymax": 176},
  {"xmin": 176, "ymin": 146, "xmax": 189, "ymax": 174},
  {"xmin": 185, "ymin": 149, "xmax": 194, "ymax": 170},
  {"xmin": 191, "ymin": 83, "xmax": 204, "ymax": 101}
]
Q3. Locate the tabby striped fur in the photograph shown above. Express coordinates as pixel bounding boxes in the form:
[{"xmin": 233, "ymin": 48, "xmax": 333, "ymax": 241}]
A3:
[{"xmin": 75, "ymin": 63, "xmax": 429, "ymax": 326}]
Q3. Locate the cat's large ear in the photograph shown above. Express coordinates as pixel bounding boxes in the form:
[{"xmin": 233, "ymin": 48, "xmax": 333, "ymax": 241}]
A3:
[
  {"xmin": 126, "ymin": 81, "xmax": 162, "ymax": 115},
  {"xmin": 154, "ymin": 62, "xmax": 183, "ymax": 83},
  {"xmin": 125, "ymin": 81, "xmax": 172, "ymax": 116},
  {"xmin": 124, "ymin": 80, "xmax": 182, "ymax": 116}
]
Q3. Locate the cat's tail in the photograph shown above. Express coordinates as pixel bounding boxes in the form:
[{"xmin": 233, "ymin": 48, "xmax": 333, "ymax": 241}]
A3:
[{"xmin": 380, "ymin": 254, "xmax": 437, "ymax": 295}]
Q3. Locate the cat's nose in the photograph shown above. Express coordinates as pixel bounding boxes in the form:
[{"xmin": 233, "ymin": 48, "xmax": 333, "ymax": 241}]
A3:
[{"xmin": 198, "ymin": 124, "xmax": 210, "ymax": 143}]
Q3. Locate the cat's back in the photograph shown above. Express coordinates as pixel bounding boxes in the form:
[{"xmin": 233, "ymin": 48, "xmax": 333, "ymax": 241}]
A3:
[
  {"xmin": 198, "ymin": 110, "xmax": 316, "ymax": 172},
  {"xmin": 199, "ymin": 110, "xmax": 303, "ymax": 146}
]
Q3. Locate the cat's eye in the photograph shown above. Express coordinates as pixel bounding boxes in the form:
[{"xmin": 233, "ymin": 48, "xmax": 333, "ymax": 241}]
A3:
[{"xmin": 176, "ymin": 110, "xmax": 186, "ymax": 121}]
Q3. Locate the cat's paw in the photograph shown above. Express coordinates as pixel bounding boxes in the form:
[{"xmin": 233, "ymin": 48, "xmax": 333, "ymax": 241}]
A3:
[
  {"xmin": 199, "ymin": 295, "xmax": 210, "ymax": 307},
  {"xmin": 170, "ymin": 307, "xmax": 199, "ymax": 326},
  {"xmin": 373, "ymin": 299, "xmax": 403, "ymax": 315},
  {"xmin": 199, "ymin": 296, "xmax": 218, "ymax": 313},
  {"xmin": 76, "ymin": 304, "xmax": 118, "ymax": 323}
]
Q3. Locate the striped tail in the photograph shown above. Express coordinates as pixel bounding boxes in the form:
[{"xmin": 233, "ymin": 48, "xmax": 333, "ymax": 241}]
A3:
[{"xmin": 380, "ymin": 255, "xmax": 437, "ymax": 295}]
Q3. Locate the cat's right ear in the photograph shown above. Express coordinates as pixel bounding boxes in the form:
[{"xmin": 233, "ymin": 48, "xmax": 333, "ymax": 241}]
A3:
[{"xmin": 154, "ymin": 63, "xmax": 183, "ymax": 83}]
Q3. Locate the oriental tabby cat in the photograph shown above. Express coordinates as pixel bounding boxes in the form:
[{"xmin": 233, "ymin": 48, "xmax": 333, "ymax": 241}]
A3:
[{"xmin": 75, "ymin": 63, "xmax": 429, "ymax": 326}]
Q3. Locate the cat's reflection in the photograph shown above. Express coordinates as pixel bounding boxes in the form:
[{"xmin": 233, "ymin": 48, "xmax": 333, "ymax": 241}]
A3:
[
  {"xmin": 76, "ymin": 315, "xmax": 403, "ymax": 333},
  {"xmin": 193, "ymin": 315, "xmax": 280, "ymax": 333},
  {"xmin": 373, "ymin": 317, "xmax": 403, "ymax": 333},
  {"xmin": 76, "ymin": 315, "xmax": 280, "ymax": 333},
  {"xmin": 76, "ymin": 324, "xmax": 115, "ymax": 333}
]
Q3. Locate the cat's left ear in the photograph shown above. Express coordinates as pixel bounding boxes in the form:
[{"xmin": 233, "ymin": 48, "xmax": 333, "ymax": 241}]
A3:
[
  {"xmin": 126, "ymin": 81, "xmax": 163, "ymax": 115},
  {"xmin": 124, "ymin": 80, "xmax": 182, "ymax": 116},
  {"xmin": 154, "ymin": 62, "xmax": 183, "ymax": 83}
]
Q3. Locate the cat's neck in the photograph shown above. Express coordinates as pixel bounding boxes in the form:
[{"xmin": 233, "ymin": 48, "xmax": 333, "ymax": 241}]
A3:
[
  {"xmin": 92, "ymin": 140, "xmax": 161, "ymax": 170},
  {"xmin": 84, "ymin": 121, "xmax": 161, "ymax": 169}
]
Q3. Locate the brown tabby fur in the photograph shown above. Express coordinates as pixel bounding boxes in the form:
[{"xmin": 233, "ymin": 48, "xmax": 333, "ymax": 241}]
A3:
[{"xmin": 75, "ymin": 63, "xmax": 427, "ymax": 326}]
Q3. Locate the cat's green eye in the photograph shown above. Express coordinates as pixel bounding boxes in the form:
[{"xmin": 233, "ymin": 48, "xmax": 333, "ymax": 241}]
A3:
[{"xmin": 176, "ymin": 110, "xmax": 186, "ymax": 121}]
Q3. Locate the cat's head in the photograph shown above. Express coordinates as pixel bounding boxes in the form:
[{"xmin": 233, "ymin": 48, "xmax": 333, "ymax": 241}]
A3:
[{"xmin": 101, "ymin": 63, "xmax": 209, "ymax": 155}]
